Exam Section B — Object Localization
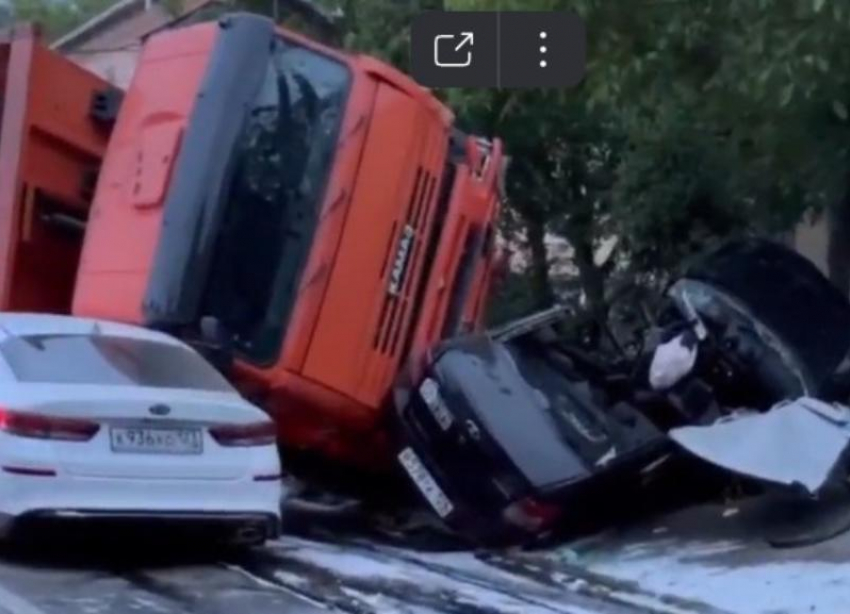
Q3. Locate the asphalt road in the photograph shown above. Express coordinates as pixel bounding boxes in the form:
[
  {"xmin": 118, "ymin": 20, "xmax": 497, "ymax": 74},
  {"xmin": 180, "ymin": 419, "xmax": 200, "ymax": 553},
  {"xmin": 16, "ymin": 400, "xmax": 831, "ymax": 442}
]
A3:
[
  {"xmin": 0, "ymin": 536, "xmax": 324, "ymax": 614},
  {"xmin": 0, "ymin": 491, "xmax": 842, "ymax": 614},
  {"xmin": 0, "ymin": 528, "xmax": 645, "ymax": 614},
  {"xmin": 11, "ymin": 497, "xmax": 839, "ymax": 614}
]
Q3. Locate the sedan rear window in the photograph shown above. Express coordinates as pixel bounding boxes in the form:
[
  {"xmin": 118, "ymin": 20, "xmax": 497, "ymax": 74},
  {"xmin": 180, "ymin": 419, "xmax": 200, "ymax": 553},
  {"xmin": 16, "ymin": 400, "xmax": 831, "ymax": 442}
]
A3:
[{"xmin": 0, "ymin": 334, "xmax": 233, "ymax": 392}]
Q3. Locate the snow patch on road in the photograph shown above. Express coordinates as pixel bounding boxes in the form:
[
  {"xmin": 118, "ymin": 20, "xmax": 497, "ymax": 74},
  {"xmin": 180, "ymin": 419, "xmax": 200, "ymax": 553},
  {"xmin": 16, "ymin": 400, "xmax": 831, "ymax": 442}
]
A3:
[
  {"xmin": 272, "ymin": 570, "xmax": 314, "ymax": 589},
  {"xmin": 125, "ymin": 596, "xmax": 177, "ymax": 614},
  {"xmin": 286, "ymin": 549, "xmax": 412, "ymax": 583},
  {"xmin": 572, "ymin": 538, "xmax": 850, "ymax": 614},
  {"xmin": 373, "ymin": 545, "xmax": 552, "ymax": 590},
  {"xmin": 0, "ymin": 581, "xmax": 49, "ymax": 614}
]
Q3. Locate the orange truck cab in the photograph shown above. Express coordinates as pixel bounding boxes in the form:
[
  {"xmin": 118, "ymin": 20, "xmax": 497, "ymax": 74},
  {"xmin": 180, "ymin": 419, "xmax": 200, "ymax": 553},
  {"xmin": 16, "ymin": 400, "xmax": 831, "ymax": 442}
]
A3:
[{"xmin": 72, "ymin": 13, "xmax": 505, "ymax": 469}]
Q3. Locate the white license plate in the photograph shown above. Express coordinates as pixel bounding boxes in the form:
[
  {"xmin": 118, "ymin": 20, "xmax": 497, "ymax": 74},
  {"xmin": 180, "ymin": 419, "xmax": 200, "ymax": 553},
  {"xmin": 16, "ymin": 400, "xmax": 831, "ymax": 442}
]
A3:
[
  {"xmin": 398, "ymin": 447, "xmax": 454, "ymax": 518},
  {"xmin": 110, "ymin": 426, "xmax": 203, "ymax": 455}
]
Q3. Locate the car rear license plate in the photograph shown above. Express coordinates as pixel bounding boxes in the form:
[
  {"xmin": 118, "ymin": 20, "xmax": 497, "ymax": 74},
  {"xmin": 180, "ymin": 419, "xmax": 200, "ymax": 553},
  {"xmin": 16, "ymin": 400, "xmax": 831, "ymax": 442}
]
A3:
[
  {"xmin": 110, "ymin": 426, "xmax": 203, "ymax": 455},
  {"xmin": 398, "ymin": 447, "xmax": 454, "ymax": 518}
]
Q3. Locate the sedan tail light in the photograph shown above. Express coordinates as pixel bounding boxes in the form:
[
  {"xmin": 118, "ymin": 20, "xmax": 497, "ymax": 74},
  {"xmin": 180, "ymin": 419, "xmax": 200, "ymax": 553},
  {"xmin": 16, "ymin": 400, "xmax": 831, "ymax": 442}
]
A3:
[
  {"xmin": 209, "ymin": 421, "xmax": 277, "ymax": 447},
  {"xmin": 502, "ymin": 497, "xmax": 562, "ymax": 533},
  {"xmin": 0, "ymin": 408, "xmax": 100, "ymax": 442}
]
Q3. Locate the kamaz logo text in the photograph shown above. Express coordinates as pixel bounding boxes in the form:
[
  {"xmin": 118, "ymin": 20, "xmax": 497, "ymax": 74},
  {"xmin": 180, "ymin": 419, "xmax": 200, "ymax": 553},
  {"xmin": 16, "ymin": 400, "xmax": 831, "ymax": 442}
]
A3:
[{"xmin": 388, "ymin": 225, "xmax": 415, "ymax": 296}]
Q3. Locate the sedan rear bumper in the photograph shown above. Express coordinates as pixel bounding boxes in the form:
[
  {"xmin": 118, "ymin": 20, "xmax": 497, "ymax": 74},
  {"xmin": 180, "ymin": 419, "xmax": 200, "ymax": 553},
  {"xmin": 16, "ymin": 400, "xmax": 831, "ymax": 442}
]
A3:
[
  {"xmin": 8, "ymin": 509, "xmax": 280, "ymax": 543},
  {"xmin": 0, "ymin": 471, "xmax": 284, "ymax": 541}
]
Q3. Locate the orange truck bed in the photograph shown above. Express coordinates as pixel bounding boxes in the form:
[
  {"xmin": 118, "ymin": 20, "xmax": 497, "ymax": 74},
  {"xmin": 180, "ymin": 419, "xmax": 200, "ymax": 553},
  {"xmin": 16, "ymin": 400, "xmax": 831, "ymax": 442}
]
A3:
[{"xmin": 0, "ymin": 25, "xmax": 115, "ymax": 315}]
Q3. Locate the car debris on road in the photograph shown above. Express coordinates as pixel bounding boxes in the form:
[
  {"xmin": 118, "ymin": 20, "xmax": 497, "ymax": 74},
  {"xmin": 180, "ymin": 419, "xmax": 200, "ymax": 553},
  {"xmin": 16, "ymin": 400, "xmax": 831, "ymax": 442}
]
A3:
[{"xmin": 670, "ymin": 397, "xmax": 850, "ymax": 496}]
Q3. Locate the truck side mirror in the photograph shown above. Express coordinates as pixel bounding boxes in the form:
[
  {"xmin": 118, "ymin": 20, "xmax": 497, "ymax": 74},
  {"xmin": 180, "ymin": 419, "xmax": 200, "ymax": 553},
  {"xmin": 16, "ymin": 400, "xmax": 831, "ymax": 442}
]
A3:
[{"xmin": 198, "ymin": 316, "xmax": 234, "ymax": 375}]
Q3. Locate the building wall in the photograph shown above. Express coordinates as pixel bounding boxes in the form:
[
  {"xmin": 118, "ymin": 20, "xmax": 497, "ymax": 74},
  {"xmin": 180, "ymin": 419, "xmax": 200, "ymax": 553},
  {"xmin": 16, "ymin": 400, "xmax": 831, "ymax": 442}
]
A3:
[
  {"xmin": 63, "ymin": 3, "xmax": 172, "ymax": 89},
  {"xmin": 66, "ymin": 48, "xmax": 141, "ymax": 89}
]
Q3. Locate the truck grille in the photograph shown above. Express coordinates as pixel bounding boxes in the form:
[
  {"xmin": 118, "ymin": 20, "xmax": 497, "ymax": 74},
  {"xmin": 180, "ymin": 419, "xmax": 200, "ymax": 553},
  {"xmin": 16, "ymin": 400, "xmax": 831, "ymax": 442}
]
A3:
[{"xmin": 374, "ymin": 166, "xmax": 438, "ymax": 356}]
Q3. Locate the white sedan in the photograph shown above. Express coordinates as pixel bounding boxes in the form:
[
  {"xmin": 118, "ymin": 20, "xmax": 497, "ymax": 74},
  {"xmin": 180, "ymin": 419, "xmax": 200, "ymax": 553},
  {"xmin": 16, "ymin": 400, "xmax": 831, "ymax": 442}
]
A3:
[{"xmin": 0, "ymin": 313, "xmax": 283, "ymax": 545}]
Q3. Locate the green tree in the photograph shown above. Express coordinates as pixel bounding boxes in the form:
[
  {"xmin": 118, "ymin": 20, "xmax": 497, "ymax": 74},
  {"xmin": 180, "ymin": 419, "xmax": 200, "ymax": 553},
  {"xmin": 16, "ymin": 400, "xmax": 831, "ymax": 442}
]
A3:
[
  {"xmin": 612, "ymin": 116, "xmax": 748, "ymax": 280},
  {"xmin": 584, "ymin": 0, "xmax": 850, "ymax": 291}
]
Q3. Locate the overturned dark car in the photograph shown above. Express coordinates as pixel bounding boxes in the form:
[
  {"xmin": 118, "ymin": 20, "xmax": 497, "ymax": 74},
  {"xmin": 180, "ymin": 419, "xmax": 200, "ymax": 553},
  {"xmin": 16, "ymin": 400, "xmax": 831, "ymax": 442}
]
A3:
[
  {"xmin": 394, "ymin": 238, "xmax": 850, "ymax": 542},
  {"xmin": 394, "ymin": 324, "xmax": 667, "ymax": 542}
]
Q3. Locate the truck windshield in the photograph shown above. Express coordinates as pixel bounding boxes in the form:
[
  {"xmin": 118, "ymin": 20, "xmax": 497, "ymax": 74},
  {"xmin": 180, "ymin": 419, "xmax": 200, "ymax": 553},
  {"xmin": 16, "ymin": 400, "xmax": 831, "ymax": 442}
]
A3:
[{"xmin": 200, "ymin": 38, "xmax": 350, "ymax": 363}]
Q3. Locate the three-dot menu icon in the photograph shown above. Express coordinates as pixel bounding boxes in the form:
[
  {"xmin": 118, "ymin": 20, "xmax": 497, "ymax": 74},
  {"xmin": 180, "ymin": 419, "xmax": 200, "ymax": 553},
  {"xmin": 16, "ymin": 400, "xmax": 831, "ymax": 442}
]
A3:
[
  {"xmin": 498, "ymin": 11, "xmax": 584, "ymax": 88},
  {"xmin": 410, "ymin": 11, "xmax": 586, "ymax": 89},
  {"xmin": 540, "ymin": 31, "xmax": 547, "ymax": 68}
]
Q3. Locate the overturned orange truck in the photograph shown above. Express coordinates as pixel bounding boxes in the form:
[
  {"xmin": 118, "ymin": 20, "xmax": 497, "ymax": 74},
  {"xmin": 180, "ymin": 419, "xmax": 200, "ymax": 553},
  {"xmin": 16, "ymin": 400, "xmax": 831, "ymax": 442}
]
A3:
[{"xmin": 0, "ymin": 14, "xmax": 506, "ymax": 472}]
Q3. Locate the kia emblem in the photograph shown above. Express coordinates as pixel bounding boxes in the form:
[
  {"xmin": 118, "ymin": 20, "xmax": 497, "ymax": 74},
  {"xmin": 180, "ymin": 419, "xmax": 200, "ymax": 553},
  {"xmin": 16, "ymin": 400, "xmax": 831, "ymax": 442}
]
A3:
[{"xmin": 149, "ymin": 404, "xmax": 171, "ymax": 416}]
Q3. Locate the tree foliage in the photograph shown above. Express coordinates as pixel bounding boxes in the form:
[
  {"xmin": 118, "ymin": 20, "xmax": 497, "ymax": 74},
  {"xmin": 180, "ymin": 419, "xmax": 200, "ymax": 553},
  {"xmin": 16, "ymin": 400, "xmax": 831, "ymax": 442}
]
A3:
[
  {"xmin": 583, "ymin": 0, "xmax": 850, "ymax": 289},
  {"xmin": 289, "ymin": 0, "xmax": 850, "ymax": 323},
  {"xmin": 476, "ymin": 0, "xmax": 850, "ymax": 315}
]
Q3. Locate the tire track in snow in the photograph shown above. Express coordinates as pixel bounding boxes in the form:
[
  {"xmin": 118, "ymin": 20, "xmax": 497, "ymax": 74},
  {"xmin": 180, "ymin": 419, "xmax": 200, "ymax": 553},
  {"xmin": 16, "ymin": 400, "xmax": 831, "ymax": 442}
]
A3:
[
  {"xmin": 481, "ymin": 552, "xmax": 732, "ymax": 614},
  {"xmin": 248, "ymin": 536, "xmax": 632, "ymax": 614},
  {"xmin": 118, "ymin": 571, "xmax": 199, "ymax": 614},
  {"xmin": 336, "ymin": 537, "xmax": 641, "ymax": 614},
  {"xmin": 118, "ymin": 563, "xmax": 326, "ymax": 614},
  {"xmin": 219, "ymin": 562, "xmax": 337, "ymax": 612}
]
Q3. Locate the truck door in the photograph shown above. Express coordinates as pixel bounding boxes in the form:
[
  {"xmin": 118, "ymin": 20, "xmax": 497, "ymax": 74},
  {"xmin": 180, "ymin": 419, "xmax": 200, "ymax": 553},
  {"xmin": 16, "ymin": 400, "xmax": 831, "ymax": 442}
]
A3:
[{"xmin": 301, "ymin": 81, "xmax": 448, "ymax": 408}]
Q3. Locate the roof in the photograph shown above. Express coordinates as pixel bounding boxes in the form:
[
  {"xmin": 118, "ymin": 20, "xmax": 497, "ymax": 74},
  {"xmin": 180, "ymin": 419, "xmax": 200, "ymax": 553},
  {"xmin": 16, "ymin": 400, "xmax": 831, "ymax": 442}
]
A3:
[
  {"xmin": 53, "ymin": 0, "xmax": 341, "ymax": 52},
  {"xmin": 0, "ymin": 313, "xmax": 182, "ymax": 346},
  {"xmin": 52, "ymin": 0, "xmax": 148, "ymax": 51},
  {"xmin": 140, "ymin": 0, "xmax": 231, "ymax": 40}
]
